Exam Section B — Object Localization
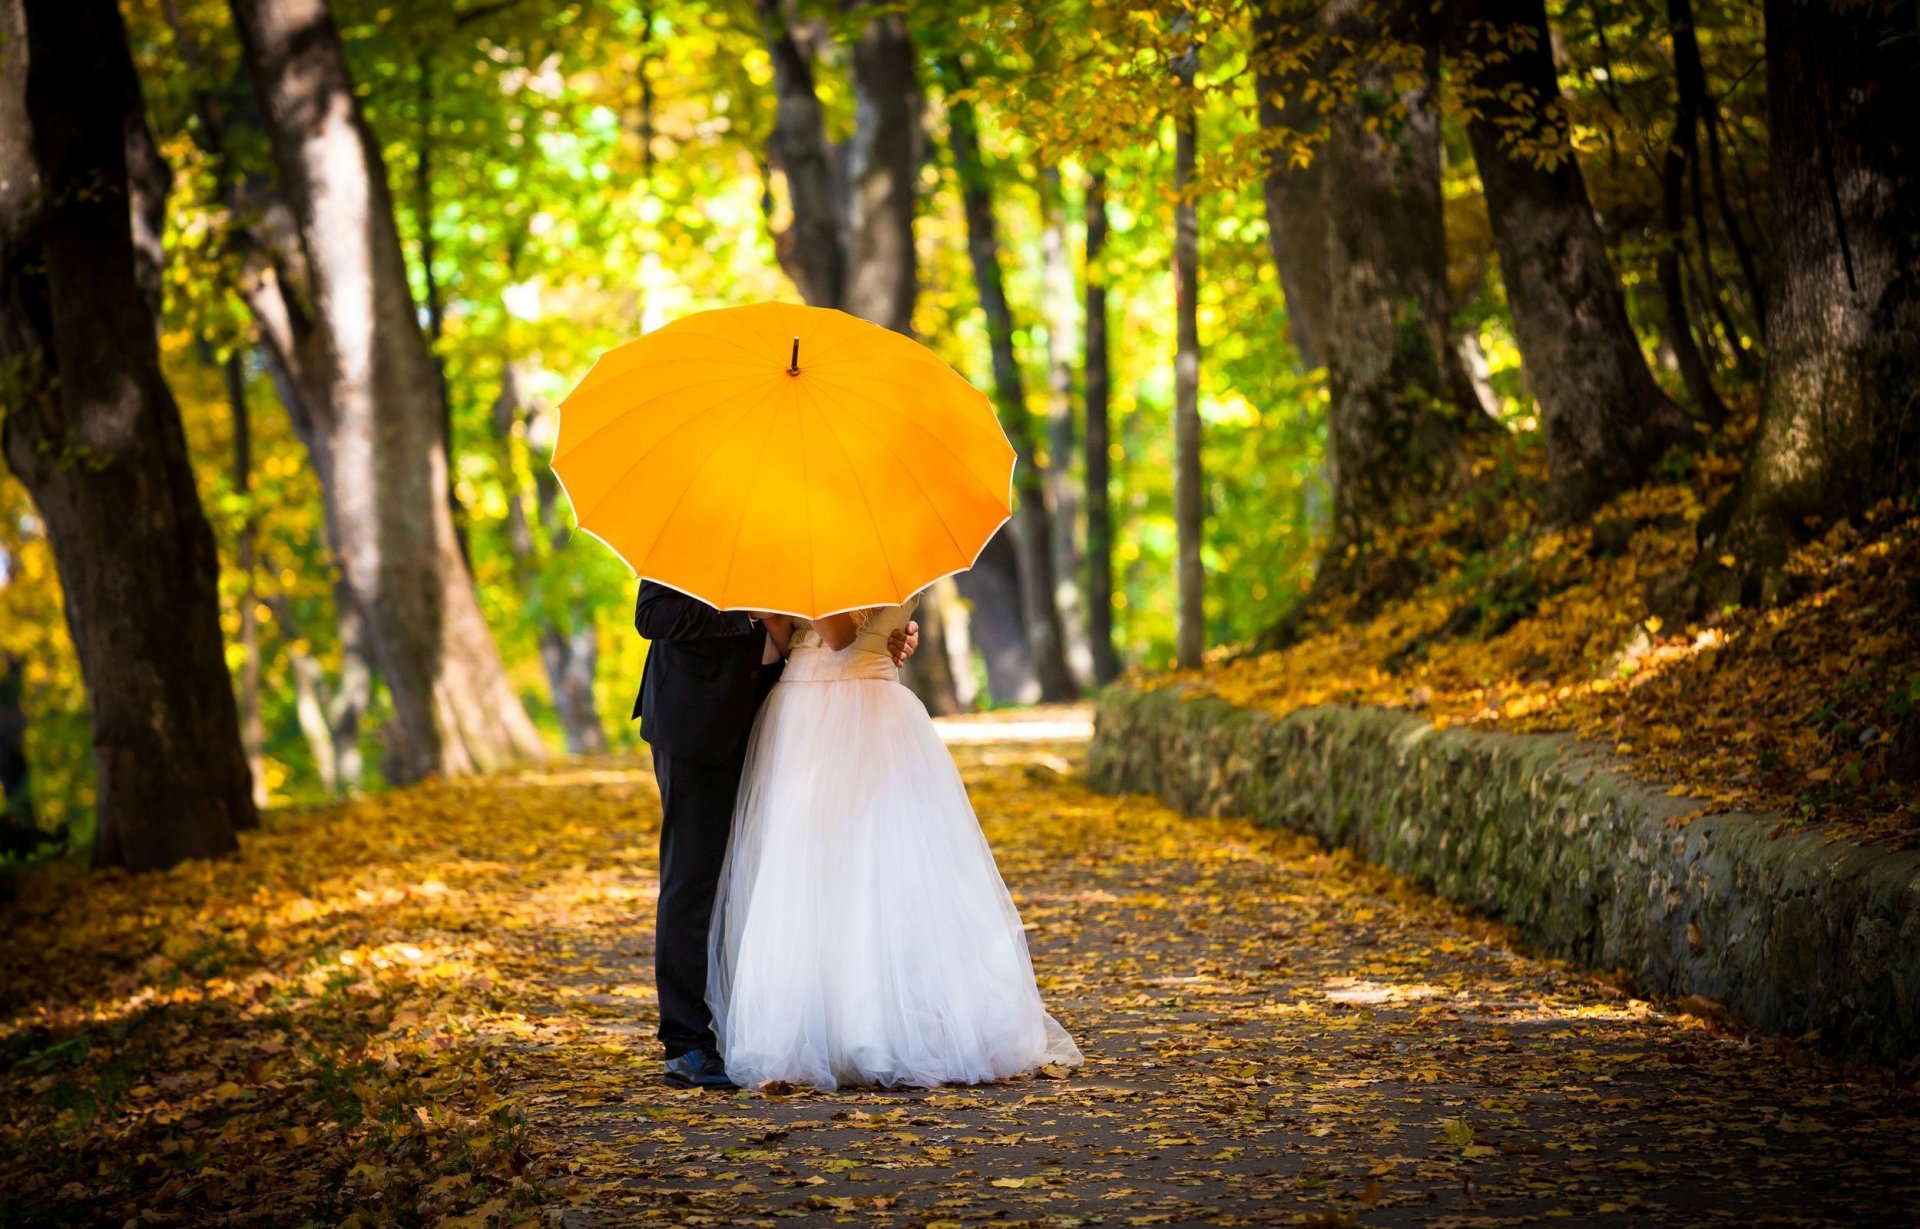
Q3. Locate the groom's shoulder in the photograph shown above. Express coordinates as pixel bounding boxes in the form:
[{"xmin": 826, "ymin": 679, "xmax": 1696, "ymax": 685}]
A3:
[{"xmin": 637, "ymin": 580, "xmax": 716, "ymax": 611}]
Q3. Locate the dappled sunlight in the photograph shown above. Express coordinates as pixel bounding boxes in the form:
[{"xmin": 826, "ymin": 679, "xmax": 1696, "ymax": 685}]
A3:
[{"xmin": 8, "ymin": 734, "xmax": 1920, "ymax": 1222}]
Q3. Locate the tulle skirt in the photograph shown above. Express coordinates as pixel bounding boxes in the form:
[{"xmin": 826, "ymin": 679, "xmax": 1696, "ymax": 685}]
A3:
[{"xmin": 707, "ymin": 675, "xmax": 1082, "ymax": 1090}]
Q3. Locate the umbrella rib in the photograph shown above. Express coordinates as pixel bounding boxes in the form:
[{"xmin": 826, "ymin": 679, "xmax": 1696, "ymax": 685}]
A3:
[
  {"xmin": 556, "ymin": 371, "xmax": 775, "ymax": 460},
  {"xmin": 715, "ymin": 390, "xmax": 784, "ymax": 606},
  {"xmin": 767, "ymin": 316, "xmax": 874, "ymax": 368},
  {"xmin": 573, "ymin": 351, "xmax": 766, "ymax": 398},
  {"xmin": 636, "ymin": 384, "xmax": 786, "ymax": 574},
  {"xmin": 810, "ymin": 365, "xmax": 1012, "ymax": 459},
  {"xmin": 798, "ymin": 376, "xmax": 904, "ymax": 601},
  {"xmin": 570, "ymin": 383, "xmax": 774, "ymax": 528},
  {"xmin": 803, "ymin": 371, "xmax": 1014, "ymax": 510},
  {"xmin": 658, "ymin": 320, "xmax": 790, "ymax": 366},
  {"xmin": 794, "ymin": 385, "xmax": 815, "ymax": 615},
  {"xmin": 805, "ymin": 383, "xmax": 979, "ymax": 568}
]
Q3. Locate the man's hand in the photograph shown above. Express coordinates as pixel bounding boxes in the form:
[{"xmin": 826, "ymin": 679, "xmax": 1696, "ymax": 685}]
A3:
[{"xmin": 887, "ymin": 620, "xmax": 920, "ymax": 668}]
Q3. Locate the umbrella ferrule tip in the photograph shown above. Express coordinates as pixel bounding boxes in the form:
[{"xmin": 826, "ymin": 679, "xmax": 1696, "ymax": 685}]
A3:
[{"xmin": 787, "ymin": 335, "xmax": 800, "ymax": 375}]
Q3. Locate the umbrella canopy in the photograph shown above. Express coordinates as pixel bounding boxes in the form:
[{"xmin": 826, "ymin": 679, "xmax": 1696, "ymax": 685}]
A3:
[{"xmin": 552, "ymin": 301, "xmax": 1015, "ymax": 618}]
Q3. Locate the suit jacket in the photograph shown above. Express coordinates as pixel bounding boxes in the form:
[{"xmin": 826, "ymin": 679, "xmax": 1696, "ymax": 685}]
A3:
[{"xmin": 632, "ymin": 581, "xmax": 782, "ymax": 766}]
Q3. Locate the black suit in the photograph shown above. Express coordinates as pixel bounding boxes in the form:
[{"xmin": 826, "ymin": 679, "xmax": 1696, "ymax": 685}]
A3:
[{"xmin": 632, "ymin": 581, "xmax": 782, "ymax": 1058}]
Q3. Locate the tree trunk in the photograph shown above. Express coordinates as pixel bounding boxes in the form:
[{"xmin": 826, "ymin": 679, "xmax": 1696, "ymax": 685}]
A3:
[
  {"xmin": 1317, "ymin": 0, "xmax": 1478, "ymax": 574},
  {"xmin": 413, "ymin": 50, "xmax": 469, "ymax": 564},
  {"xmin": 1039, "ymin": 166, "xmax": 1093, "ymax": 685},
  {"xmin": 843, "ymin": 5, "xmax": 919, "ymax": 334},
  {"xmin": 760, "ymin": 0, "xmax": 845, "ymax": 309},
  {"xmin": 1083, "ymin": 165, "xmax": 1121, "ymax": 685},
  {"xmin": 1699, "ymin": 0, "xmax": 1920, "ymax": 603},
  {"xmin": 1651, "ymin": 0, "xmax": 1728, "ymax": 426},
  {"xmin": 497, "ymin": 362, "xmax": 610, "ymax": 756},
  {"xmin": 539, "ymin": 622, "xmax": 604, "ymax": 755},
  {"xmin": 900, "ymin": 577, "xmax": 971, "ymax": 712},
  {"xmin": 1447, "ymin": 0, "xmax": 1693, "ymax": 520},
  {"xmin": 956, "ymin": 529, "xmax": 1039, "ymax": 705},
  {"xmin": 1656, "ymin": 0, "xmax": 1730, "ymax": 425},
  {"xmin": 0, "ymin": 0, "xmax": 254, "ymax": 870},
  {"xmin": 222, "ymin": 348, "xmax": 269, "ymax": 808},
  {"xmin": 228, "ymin": 0, "xmax": 545, "ymax": 780},
  {"xmin": 944, "ymin": 71, "xmax": 1079, "ymax": 700},
  {"xmin": 288, "ymin": 645, "xmax": 338, "ymax": 794},
  {"xmin": 265, "ymin": 582, "xmax": 370, "ymax": 795},
  {"xmin": 327, "ymin": 584, "xmax": 370, "ymax": 790},
  {"xmin": 1252, "ymin": 0, "xmax": 1332, "ymax": 368},
  {"xmin": 0, "ymin": 654, "xmax": 33, "ymax": 835},
  {"xmin": 1172, "ymin": 36, "xmax": 1205, "ymax": 672}
]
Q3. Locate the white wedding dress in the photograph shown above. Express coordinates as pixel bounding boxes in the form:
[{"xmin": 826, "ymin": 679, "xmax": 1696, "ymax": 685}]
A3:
[{"xmin": 707, "ymin": 598, "xmax": 1082, "ymax": 1089}]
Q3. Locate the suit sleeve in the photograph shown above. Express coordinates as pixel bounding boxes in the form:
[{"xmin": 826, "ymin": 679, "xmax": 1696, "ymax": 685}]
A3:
[{"xmin": 633, "ymin": 582, "xmax": 756, "ymax": 641}]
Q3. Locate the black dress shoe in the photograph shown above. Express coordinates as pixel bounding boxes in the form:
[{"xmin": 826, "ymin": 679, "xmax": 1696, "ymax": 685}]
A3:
[{"xmin": 663, "ymin": 1048, "xmax": 737, "ymax": 1090}]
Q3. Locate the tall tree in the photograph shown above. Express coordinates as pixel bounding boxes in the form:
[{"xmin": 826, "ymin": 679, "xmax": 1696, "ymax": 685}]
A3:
[
  {"xmin": 1316, "ymin": 0, "xmax": 1481, "ymax": 577},
  {"xmin": 227, "ymin": 0, "xmax": 546, "ymax": 780},
  {"xmin": 1655, "ymin": 0, "xmax": 1730, "ymax": 424},
  {"xmin": 0, "ymin": 653, "xmax": 34, "ymax": 848},
  {"xmin": 1039, "ymin": 166, "xmax": 1093, "ymax": 684},
  {"xmin": 1447, "ymin": 0, "xmax": 1693, "ymax": 519},
  {"xmin": 1171, "ymin": 29, "xmax": 1205, "ymax": 671},
  {"xmin": 1251, "ymin": 0, "xmax": 1332, "ymax": 368},
  {"xmin": 1083, "ymin": 165, "xmax": 1121, "ymax": 685},
  {"xmin": 493, "ymin": 363, "xmax": 608, "ymax": 756},
  {"xmin": 1699, "ymin": 0, "xmax": 1920, "ymax": 603},
  {"xmin": 758, "ymin": 0, "xmax": 976, "ymax": 712},
  {"xmin": 221, "ymin": 347, "xmax": 269, "ymax": 807},
  {"xmin": 944, "ymin": 62, "xmax": 1079, "ymax": 700},
  {"xmin": 0, "ymin": 0, "xmax": 255, "ymax": 869}
]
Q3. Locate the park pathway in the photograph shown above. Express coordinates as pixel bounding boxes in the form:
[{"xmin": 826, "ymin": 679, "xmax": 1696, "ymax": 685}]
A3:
[{"xmin": 510, "ymin": 711, "xmax": 1920, "ymax": 1227}]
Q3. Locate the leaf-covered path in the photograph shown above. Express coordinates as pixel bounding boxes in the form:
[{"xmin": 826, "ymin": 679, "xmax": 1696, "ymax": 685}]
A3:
[
  {"xmin": 523, "ymin": 717, "xmax": 1920, "ymax": 1227},
  {"xmin": 8, "ymin": 713, "xmax": 1920, "ymax": 1226}
]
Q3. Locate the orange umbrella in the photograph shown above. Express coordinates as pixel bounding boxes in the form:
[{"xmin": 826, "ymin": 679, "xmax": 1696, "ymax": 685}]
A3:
[{"xmin": 552, "ymin": 301, "xmax": 1014, "ymax": 618}]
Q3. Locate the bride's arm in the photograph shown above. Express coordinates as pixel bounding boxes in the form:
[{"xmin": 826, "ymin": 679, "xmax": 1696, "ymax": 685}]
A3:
[
  {"xmin": 813, "ymin": 612, "xmax": 859, "ymax": 651},
  {"xmin": 750, "ymin": 612, "xmax": 796, "ymax": 657}
]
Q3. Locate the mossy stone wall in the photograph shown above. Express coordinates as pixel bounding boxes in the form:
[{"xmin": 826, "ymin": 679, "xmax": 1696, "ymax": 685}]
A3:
[{"xmin": 1087, "ymin": 683, "xmax": 1920, "ymax": 1063}]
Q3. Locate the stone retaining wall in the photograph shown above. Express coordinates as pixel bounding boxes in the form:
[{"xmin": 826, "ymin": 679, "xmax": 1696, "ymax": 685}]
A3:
[{"xmin": 1086, "ymin": 682, "xmax": 1920, "ymax": 1064}]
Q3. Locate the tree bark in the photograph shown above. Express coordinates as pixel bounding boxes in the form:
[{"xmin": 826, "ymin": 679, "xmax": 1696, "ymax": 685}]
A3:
[
  {"xmin": 1172, "ymin": 35, "xmax": 1205, "ymax": 672},
  {"xmin": 0, "ymin": 654, "xmax": 33, "ymax": 836},
  {"xmin": 1252, "ymin": 0, "xmax": 1332, "ymax": 367},
  {"xmin": 945, "ymin": 70, "xmax": 1079, "ymax": 700},
  {"xmin": 1083, "ymin": 165, "xmax": 1121, "ymax": 685},
  {"xmin": 1656, "ymin": 0, "xmax": 1730, "ymax": 426},
  {"xmin": 0, "ymin": 0, "xmax": 254, "ymax": 869},
  {"xmin": 1039, "ymin": 166, "xmax": 1092, "ymax": 684},
  {"xmin": 901, "ymin": 577, "xmax": 970, "ymax": 712},
  {"xmin": 1699, "ymin": 0, "xmax": 1920, "ymax": 603},
  {"xmin": 222, "ymin": 348, "xmax": 269, "ymax": 808},
  {"xmin": 1447, "ymin": 0, "xmax": 1693, "ymax": 520},
  {"xmin": 1317, "ymin": 0, "xmax": 1479, "ymax": 573},
  {"xmin": 760, "ymin": 0, "xmax": 845, "ymax": 309},
  {"xmin": 413, "ymin": 50, "xmax": 469, "ymax": 564},
  {"xmin": 496, "ymin": 362, "xmax": 609, "ymax": 755},
  {"xmin": 265, "ymin": 583, "xmax": 368, "ymax": 795},
  {"xmin": 959, "ymin": 530, "xmax": 1039, "ymax": 704},
  {"xmin": 227, "ymin": 0, "xmax": 545, "ymax": 780},
  {"xmin": 842, "ymin": 6, "xmax": 919, "ymax": 334}
]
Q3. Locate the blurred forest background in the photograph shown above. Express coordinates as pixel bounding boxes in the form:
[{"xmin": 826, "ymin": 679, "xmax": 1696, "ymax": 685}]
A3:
[{"xmin": 2, "ymin": 0, "xmax": 1914, "ymax": 870}]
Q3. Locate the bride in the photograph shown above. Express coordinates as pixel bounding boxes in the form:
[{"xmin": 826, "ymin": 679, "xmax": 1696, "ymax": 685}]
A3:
[{"xmin": 706, "ymin": 596, "xmax": 1082, "ymax": 1090}]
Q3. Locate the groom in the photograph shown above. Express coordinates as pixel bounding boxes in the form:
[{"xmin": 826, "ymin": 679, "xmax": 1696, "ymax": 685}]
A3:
[{"xmin": 634, "ymin": 581, "xmax": 918, "ymax": 1088}]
